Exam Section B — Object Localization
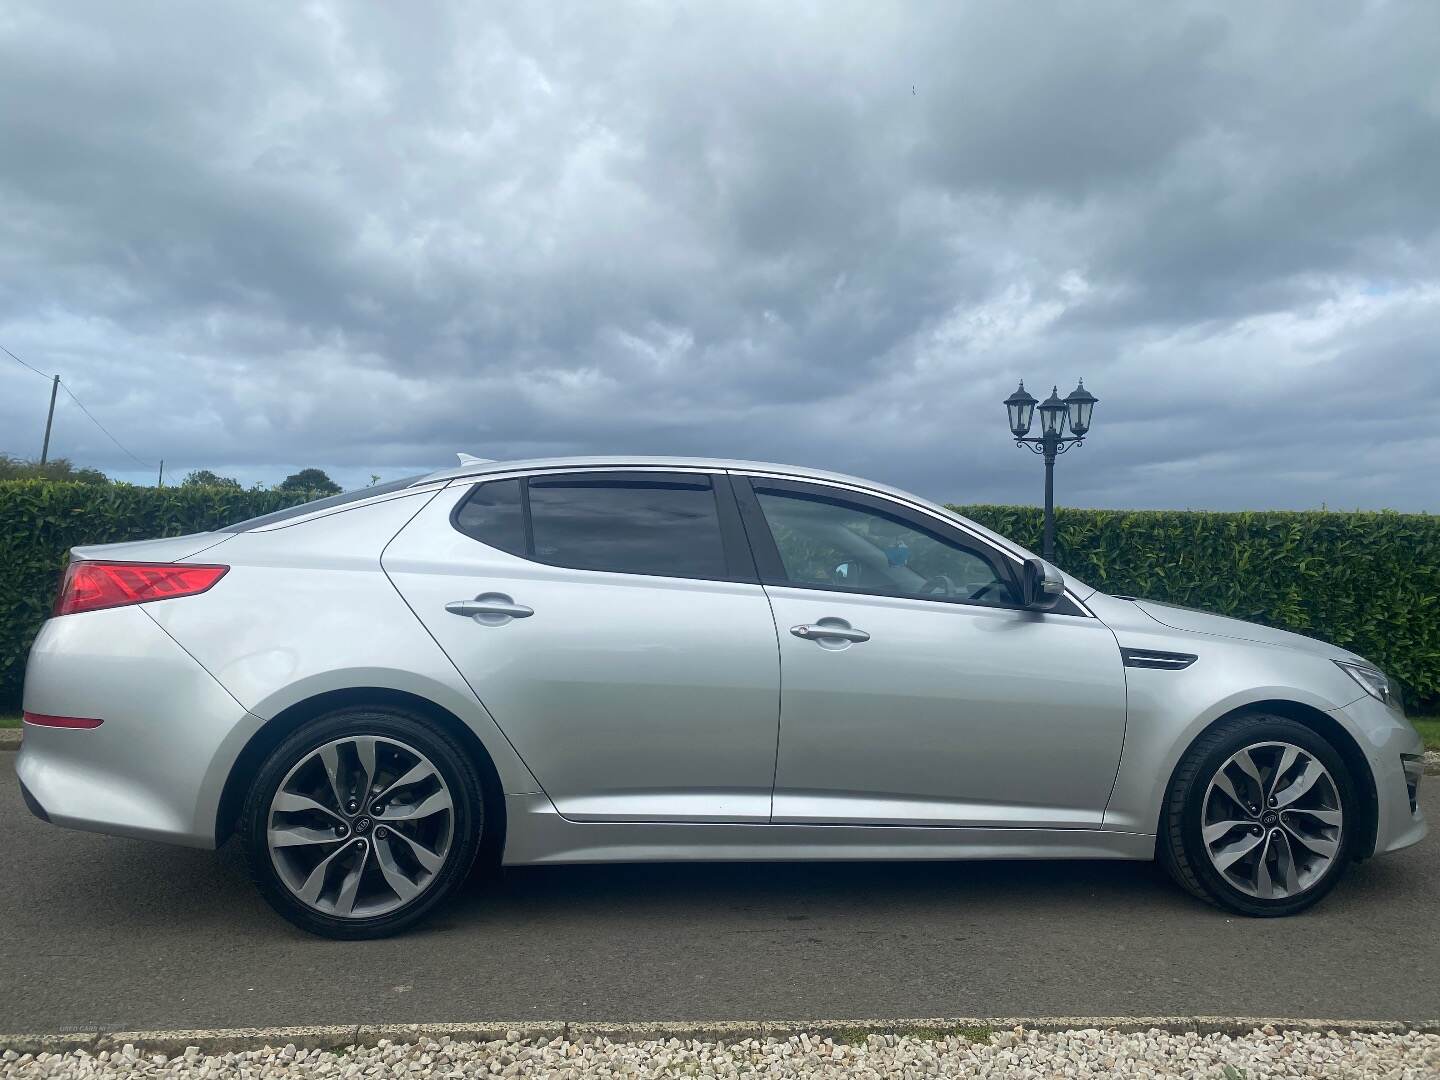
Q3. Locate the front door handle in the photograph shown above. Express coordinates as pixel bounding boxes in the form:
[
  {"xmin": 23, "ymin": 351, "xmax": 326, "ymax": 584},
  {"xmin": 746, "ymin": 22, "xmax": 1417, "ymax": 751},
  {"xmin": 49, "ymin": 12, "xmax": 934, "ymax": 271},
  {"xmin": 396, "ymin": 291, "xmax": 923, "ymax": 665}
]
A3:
[
  {"xmin": 790, "ymin": 621, "xmax": 870, "ymax": 643},
  {"xmin": 445, "ymin": 593, "xmax": 534, "ymax": 625}
]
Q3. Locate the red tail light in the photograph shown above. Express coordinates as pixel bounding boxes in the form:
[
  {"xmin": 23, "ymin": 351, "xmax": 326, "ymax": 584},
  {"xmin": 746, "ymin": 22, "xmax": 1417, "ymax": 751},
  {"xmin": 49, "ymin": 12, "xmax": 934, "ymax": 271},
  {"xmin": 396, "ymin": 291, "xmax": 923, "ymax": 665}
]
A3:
[{"xmin": 53, "ymin": 561, "xmax": 229, "ymax": 616}]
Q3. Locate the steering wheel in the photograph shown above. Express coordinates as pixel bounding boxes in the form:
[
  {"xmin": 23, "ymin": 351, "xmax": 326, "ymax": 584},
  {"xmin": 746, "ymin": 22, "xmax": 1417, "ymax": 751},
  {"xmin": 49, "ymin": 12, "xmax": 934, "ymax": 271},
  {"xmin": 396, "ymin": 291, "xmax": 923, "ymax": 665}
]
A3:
[{"xmin": 919, "ymin": 573, "xmax": 957, "ymax": 597}]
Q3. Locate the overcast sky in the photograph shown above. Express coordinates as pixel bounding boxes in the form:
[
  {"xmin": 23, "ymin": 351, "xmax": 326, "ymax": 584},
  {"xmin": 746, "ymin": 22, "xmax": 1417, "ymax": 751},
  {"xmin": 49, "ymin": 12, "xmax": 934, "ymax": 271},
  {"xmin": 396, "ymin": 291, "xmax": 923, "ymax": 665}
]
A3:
[{"xmin": 2, "ymin": 2, "xmax": 1438, "ymax": 510}]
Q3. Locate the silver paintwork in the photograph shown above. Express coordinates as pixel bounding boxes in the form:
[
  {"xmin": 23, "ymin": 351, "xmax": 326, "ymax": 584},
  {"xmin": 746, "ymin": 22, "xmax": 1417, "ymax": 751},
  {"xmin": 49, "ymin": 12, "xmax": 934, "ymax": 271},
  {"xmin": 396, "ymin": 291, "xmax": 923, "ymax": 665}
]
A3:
[
  {"xmin": 764, "ymin": 583, "xmax": 1126, "ymax": 828},
  {"xmin": 268, "ymin": 735, "xmax": 454, "ymax": 918},
  {"xmin": 15, "ymin": 455, "xmax": 1426, "ymax": 893},
  {"xmin": 383, "ymin": 490, "xmax": 783, "ymax": 823},
  {"xmin": 1202, "ymin": 742, "xmax": 1343, "ymax": 898}
]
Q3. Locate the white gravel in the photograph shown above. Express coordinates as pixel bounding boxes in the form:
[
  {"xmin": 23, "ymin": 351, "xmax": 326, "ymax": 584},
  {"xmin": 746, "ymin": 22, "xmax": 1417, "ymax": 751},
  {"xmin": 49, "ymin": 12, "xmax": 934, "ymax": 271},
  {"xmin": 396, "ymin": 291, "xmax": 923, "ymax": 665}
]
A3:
[{"xmin": 5, "ymin": 1027, "xmax": 1440, "ymax": 1080}]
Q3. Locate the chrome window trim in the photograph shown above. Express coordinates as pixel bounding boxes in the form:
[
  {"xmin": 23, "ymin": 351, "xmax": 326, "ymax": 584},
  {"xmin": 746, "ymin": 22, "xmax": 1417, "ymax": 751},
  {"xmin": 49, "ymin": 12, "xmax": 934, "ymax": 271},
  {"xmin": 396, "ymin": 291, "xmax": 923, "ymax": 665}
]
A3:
[
  {"xmin": 439, "ymin": 464, "xmax": 1095, "ymax": 618},
  {"xmin": 441, "ymin": 464, "xmax": 717, "ymax": 484}
]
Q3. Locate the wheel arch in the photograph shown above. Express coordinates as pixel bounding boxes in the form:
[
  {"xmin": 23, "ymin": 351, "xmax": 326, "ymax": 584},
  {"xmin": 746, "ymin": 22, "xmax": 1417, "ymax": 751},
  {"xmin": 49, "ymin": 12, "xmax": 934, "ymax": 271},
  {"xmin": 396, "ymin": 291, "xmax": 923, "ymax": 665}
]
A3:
[
  {"xmin": 1160, "ymin": 697, "xmax": 1379, "ymax": 858},
  {"xmin": 215, "ymin": 686, "xmax": 507, "ymax": 866}
]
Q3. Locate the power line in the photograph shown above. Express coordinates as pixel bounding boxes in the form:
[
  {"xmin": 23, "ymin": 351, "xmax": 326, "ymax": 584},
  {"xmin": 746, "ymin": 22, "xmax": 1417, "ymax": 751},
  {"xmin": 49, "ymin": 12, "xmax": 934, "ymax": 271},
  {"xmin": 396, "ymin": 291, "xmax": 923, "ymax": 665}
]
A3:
[
  {"xmin": 57, "ymin": 379, "xmax": 155, "ymax": 468},
  {"xmin": 2, "ymin": 341, "xmax": 157, "ymax": 469},
  {"xmin": 1, "ymin": 343, "xmax": 53, "ymax": 380}
]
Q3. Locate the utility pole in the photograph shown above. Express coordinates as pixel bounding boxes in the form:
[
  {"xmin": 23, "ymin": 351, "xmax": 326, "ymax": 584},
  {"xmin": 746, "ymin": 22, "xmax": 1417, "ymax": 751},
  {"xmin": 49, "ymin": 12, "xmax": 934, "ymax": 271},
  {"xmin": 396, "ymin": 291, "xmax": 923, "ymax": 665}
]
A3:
[
  {"xmin": 39, "ymin": 374, "xmax": 59, "ymax": 465},
  {"xmin": 157, "ymin": 459, "xmax": 165, "ymax": 487}
]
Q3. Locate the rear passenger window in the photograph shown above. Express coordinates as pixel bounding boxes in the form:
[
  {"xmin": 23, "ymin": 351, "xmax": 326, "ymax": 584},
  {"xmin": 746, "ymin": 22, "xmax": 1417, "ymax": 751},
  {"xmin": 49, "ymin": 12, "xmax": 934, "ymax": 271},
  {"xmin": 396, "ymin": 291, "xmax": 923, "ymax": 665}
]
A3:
[
  {"xmin": 528, "ymin": 475, "xmax": 726, "ymax": 579},
  {"xmin": 453, "ymin": 472, "xmax": 731, "ymax": 581},
  {"xmin": 454, "ymin": 478, "xmax": 525, "ymax": 555}
]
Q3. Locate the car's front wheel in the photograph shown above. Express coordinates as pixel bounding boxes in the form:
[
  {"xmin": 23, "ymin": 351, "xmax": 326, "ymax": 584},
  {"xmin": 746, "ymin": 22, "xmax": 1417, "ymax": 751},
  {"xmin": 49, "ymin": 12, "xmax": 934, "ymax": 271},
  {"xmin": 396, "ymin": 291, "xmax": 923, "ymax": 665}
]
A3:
[
  {"xmin": 1161, "ymin": 714, "xmax": 1356, "ymax": 916},
  {"xmin": 240, "ymin": 707, "xmax": 483, "ymax": 938}
]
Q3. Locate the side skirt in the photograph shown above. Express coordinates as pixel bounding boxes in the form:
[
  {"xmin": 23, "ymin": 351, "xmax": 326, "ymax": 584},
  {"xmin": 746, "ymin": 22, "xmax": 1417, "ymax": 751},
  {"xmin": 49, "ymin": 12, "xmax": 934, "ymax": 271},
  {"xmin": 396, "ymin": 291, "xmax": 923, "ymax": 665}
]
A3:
[{"xmin": 501, "ymin": 794, "xmax": 1156, "ymax": 866}]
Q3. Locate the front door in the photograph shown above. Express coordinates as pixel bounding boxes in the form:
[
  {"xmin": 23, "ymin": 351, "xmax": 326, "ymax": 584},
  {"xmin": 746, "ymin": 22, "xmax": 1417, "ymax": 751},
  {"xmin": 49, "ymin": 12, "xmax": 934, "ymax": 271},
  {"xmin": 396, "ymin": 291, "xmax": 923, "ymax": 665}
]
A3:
[
  {"xmin": 734, "ymin": 475, "xmax": 1127, "ymax": 829},
  {"xmin": 385, "ymin": 470, "xmax": 781, "ymax": 823}
]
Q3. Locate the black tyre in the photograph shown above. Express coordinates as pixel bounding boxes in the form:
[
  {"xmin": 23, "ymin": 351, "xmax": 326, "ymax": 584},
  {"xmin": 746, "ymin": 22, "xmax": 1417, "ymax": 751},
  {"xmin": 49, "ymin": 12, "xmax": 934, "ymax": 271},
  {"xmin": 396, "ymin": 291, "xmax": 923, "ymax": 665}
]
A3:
[
  {"xmin": 240, "ymin": 706, "xmax": 483, "ymax": 938},
  {"xmin": 1160, "ymin": 714, "xmax": 1356, "ymax": 917}
]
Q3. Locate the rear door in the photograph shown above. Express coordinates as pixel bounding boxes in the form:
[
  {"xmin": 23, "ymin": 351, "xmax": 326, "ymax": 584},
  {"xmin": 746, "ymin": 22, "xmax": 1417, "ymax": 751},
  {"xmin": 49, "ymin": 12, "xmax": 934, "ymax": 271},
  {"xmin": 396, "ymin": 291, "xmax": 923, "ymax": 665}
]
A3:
[{"xmin": 383, "ymin": 469, "xmax": 781, "ymax": 823}]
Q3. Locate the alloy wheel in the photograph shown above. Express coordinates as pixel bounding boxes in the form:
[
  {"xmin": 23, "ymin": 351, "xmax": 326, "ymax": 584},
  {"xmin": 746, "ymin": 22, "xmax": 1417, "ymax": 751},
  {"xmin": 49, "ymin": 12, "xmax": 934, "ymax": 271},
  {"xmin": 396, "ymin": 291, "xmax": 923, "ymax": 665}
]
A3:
[
  {"xmin": 1201, "ymin": 740, "xmax": 1343, "ymax": 900},
  {"xmin": 266, "ymin": 735, "xmax": 454, "ymax": 918}
]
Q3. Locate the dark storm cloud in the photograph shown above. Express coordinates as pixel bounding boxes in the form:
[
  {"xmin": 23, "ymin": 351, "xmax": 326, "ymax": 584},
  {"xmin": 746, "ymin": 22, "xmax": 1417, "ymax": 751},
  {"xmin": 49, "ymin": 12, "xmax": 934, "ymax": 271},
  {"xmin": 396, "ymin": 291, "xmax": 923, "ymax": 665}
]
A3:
[{"xmin": 1, "ymin": 1, "xmax": 1437, "ymax": 508}]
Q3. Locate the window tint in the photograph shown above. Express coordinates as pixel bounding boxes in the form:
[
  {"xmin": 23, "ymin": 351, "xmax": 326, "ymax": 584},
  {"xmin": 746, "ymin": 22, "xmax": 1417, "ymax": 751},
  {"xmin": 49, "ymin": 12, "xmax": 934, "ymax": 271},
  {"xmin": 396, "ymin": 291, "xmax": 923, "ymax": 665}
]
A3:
[
  {"xmin": 527, "ymin": 475, "xmax": 727, "ymax": 579},
  {"xmin": 753, "ymin": 486, "xmax": 1015, "ymax": 606},
  {"xmin": 454, "ymin": 478, "xmax": 526, "ymax": 555}
]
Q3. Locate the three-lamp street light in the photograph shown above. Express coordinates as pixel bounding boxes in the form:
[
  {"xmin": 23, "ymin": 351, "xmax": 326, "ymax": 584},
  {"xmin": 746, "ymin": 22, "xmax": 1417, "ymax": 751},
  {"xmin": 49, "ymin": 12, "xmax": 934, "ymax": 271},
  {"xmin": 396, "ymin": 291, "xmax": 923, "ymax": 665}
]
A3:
[{"xmin": 1003, "ymin": 379, "xmax": 1098, "ymax": 562}]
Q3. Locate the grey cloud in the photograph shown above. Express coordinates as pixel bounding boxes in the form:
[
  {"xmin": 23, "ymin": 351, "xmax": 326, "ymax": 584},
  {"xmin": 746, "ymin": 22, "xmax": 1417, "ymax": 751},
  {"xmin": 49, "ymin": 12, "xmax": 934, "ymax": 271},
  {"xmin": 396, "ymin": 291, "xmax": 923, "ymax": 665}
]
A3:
[{"xmin": 1, "ymin": 1, "xmax": 1438, "ymax": 511}]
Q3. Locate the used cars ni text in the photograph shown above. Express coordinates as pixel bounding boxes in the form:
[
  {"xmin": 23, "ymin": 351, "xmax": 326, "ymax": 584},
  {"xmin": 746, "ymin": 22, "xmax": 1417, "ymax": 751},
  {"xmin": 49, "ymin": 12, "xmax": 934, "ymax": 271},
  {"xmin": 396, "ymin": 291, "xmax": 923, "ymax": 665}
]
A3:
[{"xmin": 17, "ymin": 457, "xmax": 1426, "ymax": 937}]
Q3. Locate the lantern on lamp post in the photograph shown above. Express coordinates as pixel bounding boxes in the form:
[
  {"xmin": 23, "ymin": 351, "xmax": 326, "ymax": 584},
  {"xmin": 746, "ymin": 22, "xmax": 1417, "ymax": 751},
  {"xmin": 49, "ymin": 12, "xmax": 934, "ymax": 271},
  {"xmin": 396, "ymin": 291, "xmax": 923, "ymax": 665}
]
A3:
[{"xmin": 1004, "ymin": 379, "xmax": 1098, "ymax": 561}]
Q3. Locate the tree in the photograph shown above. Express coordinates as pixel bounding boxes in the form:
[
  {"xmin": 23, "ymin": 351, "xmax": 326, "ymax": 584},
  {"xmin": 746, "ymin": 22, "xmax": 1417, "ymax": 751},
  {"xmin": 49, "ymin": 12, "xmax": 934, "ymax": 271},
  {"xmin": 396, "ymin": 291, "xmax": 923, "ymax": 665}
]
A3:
[
  {"xmin": 0, "ymin": 454, "xmax": 109, "ymax": 484},
  {"xmin": 181, "ymin": 469, "xmax": 242, "ymax": 490},
  {"xmin": 277, "ymin": 468, "xmax": 342, "ymax": 495}
]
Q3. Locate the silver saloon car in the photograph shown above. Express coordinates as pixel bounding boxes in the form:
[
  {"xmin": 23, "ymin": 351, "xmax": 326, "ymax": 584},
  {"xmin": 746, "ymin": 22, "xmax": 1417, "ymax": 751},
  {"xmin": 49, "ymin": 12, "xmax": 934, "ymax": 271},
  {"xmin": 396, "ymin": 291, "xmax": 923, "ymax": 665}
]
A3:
[{"xmin": 17, "ymin": 457, "xmax": 1427, "ymax": 937}]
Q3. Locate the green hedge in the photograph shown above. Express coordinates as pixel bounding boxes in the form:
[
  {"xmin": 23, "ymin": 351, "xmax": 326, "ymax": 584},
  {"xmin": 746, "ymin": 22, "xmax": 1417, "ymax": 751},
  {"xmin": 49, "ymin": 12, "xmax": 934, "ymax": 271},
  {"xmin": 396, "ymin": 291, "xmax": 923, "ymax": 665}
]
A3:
[
  {"xmin": 1, "ymin": 481, "xmax": 1436, "ymax": 710},
  {"xmin": 0, "ymin": 481, "xmax": 311, "ymax": 707},
  {"xmin": 952, "ymin": 505, "xmax": 1440, "ymax": 708}
]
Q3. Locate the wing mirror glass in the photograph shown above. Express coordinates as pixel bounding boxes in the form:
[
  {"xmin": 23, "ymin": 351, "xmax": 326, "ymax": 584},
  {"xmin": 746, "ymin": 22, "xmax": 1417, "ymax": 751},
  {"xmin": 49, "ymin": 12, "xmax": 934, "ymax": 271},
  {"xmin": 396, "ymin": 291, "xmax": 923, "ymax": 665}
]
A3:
[{"xmin": 1020, "ymin": 557, "xmax": 1066, "ymax": 610}]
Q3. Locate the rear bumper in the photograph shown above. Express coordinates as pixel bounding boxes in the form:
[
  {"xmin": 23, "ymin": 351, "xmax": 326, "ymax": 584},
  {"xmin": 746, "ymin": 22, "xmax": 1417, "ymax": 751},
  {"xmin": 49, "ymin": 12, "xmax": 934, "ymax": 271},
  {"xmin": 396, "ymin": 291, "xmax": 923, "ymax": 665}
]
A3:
[
  {"xmin": 18, "ymin": 774, "xmax": 50, "ymax": 822},
  {"xmin": 16, "ymin": 606, "xmax": 262, "ymax": 848}
]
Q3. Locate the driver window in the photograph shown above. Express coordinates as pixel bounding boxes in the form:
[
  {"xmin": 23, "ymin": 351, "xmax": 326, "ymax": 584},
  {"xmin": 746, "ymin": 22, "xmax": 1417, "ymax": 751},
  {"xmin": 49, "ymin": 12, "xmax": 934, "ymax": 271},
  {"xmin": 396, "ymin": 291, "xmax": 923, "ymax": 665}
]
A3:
[{"xmin": 752, "ymin": 486, "xmax": 1015, "ymax": 606}]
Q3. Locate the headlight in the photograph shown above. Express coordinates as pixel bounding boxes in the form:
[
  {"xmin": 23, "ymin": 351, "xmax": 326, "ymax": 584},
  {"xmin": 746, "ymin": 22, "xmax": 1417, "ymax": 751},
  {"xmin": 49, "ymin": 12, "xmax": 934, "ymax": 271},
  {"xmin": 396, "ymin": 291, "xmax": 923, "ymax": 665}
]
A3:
[{"xmin": 1335, "ymin": 660, "xmax": 1392, "ymax": 705}]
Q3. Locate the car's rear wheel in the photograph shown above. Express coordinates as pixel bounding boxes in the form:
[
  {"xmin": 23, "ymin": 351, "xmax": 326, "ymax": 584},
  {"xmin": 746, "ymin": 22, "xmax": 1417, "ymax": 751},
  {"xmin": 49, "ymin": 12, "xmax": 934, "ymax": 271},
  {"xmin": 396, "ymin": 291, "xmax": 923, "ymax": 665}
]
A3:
[
  {"xmin": 241, "ymin": 707, "xmax": 483, "ymax": 938},
  {"xmin": 1160, "ymin": 714, "xmax": 1355, "ymax": 917}
]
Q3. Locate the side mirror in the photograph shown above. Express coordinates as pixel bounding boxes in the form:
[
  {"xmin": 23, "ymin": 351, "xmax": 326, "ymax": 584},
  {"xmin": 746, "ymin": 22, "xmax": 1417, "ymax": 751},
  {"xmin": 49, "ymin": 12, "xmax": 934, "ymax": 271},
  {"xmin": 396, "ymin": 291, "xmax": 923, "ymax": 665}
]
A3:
[{"xmin": 1020, "ymin": 557, "xmax": 1066, "ymax": 611}]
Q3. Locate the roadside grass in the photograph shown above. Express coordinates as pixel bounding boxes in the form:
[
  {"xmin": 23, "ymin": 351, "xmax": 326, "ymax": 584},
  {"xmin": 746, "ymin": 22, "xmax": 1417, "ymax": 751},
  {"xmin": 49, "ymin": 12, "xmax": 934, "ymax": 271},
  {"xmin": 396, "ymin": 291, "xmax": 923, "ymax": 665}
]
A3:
[
  {"xmin": 1413, "ymin": 716, "xmax": 1440, "ymax": 752},
  {"xmin": 0, "ymin": 711, "xmax": 19, "ymax": 729}
]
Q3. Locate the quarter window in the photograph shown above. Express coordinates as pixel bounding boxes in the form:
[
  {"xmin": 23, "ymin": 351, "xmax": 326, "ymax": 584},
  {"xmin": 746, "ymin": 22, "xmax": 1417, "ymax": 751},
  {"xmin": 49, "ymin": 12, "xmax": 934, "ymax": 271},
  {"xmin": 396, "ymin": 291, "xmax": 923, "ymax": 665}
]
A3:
[
  {"xmin": 750, "ymin": 484, "xmax": 1016, "ymax": 606},
  {"xmin": 453, "ymin": 477, "xmax": 526, "ymax": 555}
]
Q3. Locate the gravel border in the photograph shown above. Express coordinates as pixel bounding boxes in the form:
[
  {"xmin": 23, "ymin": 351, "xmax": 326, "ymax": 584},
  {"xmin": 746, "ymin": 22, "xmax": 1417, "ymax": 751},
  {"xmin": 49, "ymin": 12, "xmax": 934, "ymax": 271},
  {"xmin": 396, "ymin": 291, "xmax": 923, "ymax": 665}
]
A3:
[
  {"xmin": 4, "ymin": 1025, "xmax": 1440, "ymax": 1080},
  {"xmin": 4, "ymin": 1017, "xmax": 1440, "ymax": 1056}
]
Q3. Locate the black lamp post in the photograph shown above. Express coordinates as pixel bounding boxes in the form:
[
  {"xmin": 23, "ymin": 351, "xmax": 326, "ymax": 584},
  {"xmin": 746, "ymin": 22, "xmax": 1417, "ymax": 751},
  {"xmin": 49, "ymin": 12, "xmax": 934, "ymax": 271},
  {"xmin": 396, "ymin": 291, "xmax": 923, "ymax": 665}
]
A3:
[{"xmin": 1004, "ymin": 379, "xmax": 1098, "ymax": 561}]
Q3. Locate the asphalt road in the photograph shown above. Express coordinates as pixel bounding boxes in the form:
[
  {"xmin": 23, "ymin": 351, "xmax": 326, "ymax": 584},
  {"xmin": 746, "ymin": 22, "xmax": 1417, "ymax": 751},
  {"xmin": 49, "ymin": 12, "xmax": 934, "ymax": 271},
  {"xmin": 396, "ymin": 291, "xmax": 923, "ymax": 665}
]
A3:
[{"xmin": 1, "ymin": 762, "xmax": 1436, "ymax": 1034}]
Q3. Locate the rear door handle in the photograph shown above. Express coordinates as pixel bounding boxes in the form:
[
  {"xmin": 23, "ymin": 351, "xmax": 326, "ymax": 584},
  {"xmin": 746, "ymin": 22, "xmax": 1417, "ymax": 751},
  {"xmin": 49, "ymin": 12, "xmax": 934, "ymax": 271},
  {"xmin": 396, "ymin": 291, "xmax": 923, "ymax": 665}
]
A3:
[
  {"xmin": 790, "ymin": 621, "xmax": 870, "ymax": 643},
  {"xmin": 445, "ymin": 593, "xmax": 534, "ymax": 625}
]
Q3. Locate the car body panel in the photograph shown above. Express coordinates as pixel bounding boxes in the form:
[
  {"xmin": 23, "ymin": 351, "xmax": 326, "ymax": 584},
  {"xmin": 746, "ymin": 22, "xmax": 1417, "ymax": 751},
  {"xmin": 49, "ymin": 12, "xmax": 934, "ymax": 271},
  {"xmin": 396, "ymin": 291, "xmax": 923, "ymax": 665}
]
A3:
[
  {"xmin": 71, "ymin": 530, "xmax": 234, "ymax": 564},
  {"xmin": 382, "ymin": 483, "xmax": 783, "ymax": 823},
  {"xmin": 140, "ymin": 489, "xmax": 546, "ymax": 807},
  {"xmin": 500, "ymin": 793, "xmax": 1157, "ymax": 864},
  {"xmin": 763, "ymin": 585, "xmax": 1127, "ymax": 828},
  {"xmin": 1086, "ymin": 590, "xmax": 1422, "ymax": 854},
  {"xmin": 1131, "ymin": 598, "xmax": 1368, "ymax": 661},
  {"xmin": 1332, "ymin": 693, "xmax": 1426, "ymax": 855},
  {"xmin": 18, "ymin": 605, "xmax": 255, "ymax": 846}
]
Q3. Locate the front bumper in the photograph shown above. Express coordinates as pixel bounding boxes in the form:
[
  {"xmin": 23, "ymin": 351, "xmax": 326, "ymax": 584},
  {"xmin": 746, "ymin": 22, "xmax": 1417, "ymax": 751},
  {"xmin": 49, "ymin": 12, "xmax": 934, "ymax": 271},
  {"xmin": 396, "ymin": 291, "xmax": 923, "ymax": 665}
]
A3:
[
  {"xmin": 16, "ymin": 606, "xmax": 261, "ymax": 848},
  {"xmin": 1331, "ymin": 695, "xmax": 1427, "ymax": 857}
]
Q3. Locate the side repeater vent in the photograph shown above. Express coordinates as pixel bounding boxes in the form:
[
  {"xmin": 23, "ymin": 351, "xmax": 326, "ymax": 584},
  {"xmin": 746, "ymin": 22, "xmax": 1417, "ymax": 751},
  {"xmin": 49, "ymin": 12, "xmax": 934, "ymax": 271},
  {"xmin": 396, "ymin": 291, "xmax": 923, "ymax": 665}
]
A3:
[{"xmin": 1120, "ymin": 647, "xmax": 1198, "ymax": 671}]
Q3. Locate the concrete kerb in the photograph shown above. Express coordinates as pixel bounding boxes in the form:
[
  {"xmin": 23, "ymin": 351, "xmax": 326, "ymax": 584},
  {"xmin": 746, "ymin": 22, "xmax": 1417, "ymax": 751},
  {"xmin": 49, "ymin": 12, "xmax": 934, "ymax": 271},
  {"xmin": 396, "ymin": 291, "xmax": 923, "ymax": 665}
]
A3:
[{"xmin": 4, "ymin": 1017, "xmax": 1440, "ymax": 1057}]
